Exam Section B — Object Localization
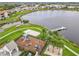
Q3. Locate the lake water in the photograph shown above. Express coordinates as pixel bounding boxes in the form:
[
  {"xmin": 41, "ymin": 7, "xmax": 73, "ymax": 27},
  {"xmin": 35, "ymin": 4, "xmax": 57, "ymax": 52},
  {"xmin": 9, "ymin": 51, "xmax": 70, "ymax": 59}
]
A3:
[{"xmin": 21, "ymin": 10, "xmax": 79, "ymax": 45}]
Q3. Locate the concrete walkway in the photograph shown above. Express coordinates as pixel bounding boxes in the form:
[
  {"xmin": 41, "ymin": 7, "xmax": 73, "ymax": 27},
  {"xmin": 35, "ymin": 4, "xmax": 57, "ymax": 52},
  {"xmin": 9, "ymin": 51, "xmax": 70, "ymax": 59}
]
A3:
[{"xmin": 64, "ymin": 45, "xmax": 79, "ymax": 56}]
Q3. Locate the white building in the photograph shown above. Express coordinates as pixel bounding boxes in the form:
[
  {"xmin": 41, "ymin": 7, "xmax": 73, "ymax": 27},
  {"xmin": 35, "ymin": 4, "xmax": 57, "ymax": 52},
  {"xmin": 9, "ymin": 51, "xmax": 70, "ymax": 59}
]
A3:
[
  {"xmin": 0, "ymin": 41, "xmax": 21, "ymax": 56},
  {"xmin": 67, "ymin": 6, "xmax": 76, "ymax": 9},
  {"xmin": 41, "ymin": 6, "xmax": 46, "ymax": 8},
  {"xmin": 4, "ymin": 11, "xmax": 9, "ymax": 18},
  {"xmin": 35, "ymin": 4, "xmax": 40, "ymax": 8},
  {"xmin": 0, "ymin": 10, "xmax": 9, "ymax": 20},
  {"xmin": 15, "ymin": 7, "xmax": 21, "ymax": 12},
  {"xmin": 52, "ymin": 4, "xmax": 66, "ymax": 9}
]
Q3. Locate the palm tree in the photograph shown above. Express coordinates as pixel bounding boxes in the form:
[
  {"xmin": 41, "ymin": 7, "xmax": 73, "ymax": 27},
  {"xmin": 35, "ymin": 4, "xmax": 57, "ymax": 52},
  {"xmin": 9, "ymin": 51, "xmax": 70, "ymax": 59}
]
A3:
[{"xmin": 41, "ymin": 28, "xmax": 46, "ymax": 39}]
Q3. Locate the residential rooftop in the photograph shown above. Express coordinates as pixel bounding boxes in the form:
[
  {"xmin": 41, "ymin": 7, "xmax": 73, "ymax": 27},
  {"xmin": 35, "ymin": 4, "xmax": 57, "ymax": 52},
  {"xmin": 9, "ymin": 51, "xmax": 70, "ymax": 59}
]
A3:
[{"xmin": 16, "ymin": 36, "xmax": 46, "ymax": 53}]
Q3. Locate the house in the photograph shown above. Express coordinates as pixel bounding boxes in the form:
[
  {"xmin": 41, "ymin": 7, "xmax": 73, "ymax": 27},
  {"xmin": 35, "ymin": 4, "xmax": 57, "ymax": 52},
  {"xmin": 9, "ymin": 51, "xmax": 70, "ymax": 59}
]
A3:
[
  {"xmin": 16, "ymin": 36, "xmax": 46, "ymax": 54},
  {"xmin": 35, "ymin": 4, "xmax": 40, "ymax": 7},
  {"xmin": 4, "ymin": 11, "xmax": 9, "ymax": 18},
  {"xmin": 67, "ymin": 6, "xmax": 76, "ymax": 9},
  {"xmin": 41, "ymin": 6, "xmax": 46, "ymax": 9},
  {"xmin": 0, "ymin": 10, "xmax": 9, "ymax": 20},
  {"xmin": 8, "ymin": 9, "xmax": 16, "ymax": 14},
  {"xmin": 0, "ymin": 41, "xmax": 21, "ymax": 56},
  {"xmin": 14, "ymin": 7, "xmax": 21, "ymax": 12},
  {"xmin": 16, "ymin": 30, "xmax": 46, "ymax": 54}
]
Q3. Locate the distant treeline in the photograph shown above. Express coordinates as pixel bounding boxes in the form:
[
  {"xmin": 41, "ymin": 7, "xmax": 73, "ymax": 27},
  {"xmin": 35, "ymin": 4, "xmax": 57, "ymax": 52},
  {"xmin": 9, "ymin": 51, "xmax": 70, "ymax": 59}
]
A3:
[{"xmin": 0, "ymin": 4, "xmax": 20, "ymax": 11}]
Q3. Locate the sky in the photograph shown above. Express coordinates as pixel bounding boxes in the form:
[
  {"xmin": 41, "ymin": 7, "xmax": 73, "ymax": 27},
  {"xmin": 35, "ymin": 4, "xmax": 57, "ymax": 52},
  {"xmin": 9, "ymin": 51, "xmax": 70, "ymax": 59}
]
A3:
[{"xmin": 0, "ymin": 0, "xmax": 79, "ymax": 2}]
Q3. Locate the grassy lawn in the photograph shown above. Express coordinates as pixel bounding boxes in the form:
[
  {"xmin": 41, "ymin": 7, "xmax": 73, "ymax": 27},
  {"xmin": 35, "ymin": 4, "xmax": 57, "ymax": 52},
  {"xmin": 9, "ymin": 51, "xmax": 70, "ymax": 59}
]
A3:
[
  {"xmin": 0, "ymin": 24, "xmax": 44, "ymax": 37},
  {"xmin": 58, "ymin": 36, "xmax": 79, "ymax": 54},
  {"xmin": 0, "ymin": 24, "xmax": 45, "ymax": 46},
  {"xmin": 63, "ymin": 48, "xmax": 76, "ymax": 56},
  {"xmin": 0, "ymin": 26, "xmax": 17, "ymax": 37}
]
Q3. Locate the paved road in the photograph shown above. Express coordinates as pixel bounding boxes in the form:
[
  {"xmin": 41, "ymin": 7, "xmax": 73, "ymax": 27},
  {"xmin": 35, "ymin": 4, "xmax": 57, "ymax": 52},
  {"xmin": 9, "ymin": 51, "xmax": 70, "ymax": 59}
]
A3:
[{"xmin": 1, "ymin": 21, "xmax": 22, "ymax": 29}]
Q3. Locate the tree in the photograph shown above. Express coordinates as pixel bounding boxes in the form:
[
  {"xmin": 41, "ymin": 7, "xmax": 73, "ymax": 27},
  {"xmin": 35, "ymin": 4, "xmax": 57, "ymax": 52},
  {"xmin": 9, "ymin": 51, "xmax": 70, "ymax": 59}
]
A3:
[
  {"xmin": 40, "ymin": 28, "xmax": 47, "ymax": 40},
  {"xmin": 22, "ymin": 20, "xmax": 29, "ymax": 24}
]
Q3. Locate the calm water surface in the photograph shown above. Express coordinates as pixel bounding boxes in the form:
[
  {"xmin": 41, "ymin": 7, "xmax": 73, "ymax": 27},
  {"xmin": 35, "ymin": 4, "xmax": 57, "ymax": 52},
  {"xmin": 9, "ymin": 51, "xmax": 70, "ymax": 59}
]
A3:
[{"xmin": 21, "ymin": 10, "xmax": 79, "ymax": 45}]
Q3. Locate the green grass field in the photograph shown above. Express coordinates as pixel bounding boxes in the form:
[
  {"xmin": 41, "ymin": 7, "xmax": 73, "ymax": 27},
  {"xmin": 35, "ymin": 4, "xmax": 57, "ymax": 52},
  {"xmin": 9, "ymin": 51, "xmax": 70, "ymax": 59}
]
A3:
[
  {"xmin": 0, "ymin": 24, "xmax": 44, "ymax": 46},
  {"xmin": 63, "ymin": 48, "xmax": 76, "ymax": 56}
]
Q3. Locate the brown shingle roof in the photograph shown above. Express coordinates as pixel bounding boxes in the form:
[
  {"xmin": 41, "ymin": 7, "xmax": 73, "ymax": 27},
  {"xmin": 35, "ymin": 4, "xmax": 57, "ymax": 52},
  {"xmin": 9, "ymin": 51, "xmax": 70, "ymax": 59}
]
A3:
[{"xmin": 16, "ymin": 36, "xmax": 46, "ymax": 53}]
